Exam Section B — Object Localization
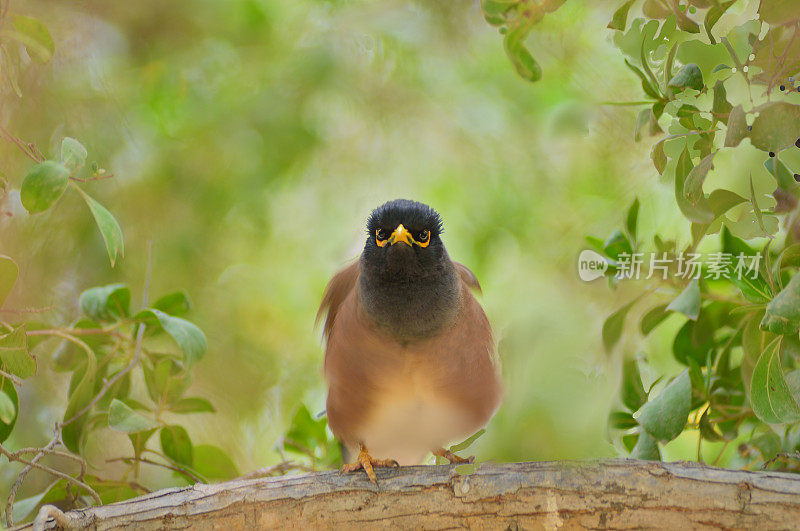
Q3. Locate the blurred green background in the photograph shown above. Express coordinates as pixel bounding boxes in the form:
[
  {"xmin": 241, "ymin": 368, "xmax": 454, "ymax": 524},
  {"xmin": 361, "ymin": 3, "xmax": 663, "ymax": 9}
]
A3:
[{"xmin": 1, "ymin": 0, "xmax": 688, "ymax": 491}]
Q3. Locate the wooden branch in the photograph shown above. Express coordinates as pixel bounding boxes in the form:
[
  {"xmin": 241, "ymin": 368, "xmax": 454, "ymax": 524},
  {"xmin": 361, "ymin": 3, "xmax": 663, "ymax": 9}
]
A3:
[{"xmin": 16, "ymin": 459, "xmax": 800, "ymax": 530}]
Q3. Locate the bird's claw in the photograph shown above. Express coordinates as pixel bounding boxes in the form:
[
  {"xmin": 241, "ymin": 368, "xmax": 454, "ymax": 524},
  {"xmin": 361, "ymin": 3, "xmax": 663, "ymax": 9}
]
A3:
[{"xmin": 339, "ymin": 445, "xmax": 399, "ymax": 485}]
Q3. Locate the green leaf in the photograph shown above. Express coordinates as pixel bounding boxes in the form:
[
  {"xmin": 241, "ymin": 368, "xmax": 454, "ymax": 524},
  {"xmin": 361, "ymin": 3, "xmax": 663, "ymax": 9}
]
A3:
[
  {"xmin": 608, "ymin": 0, "xmax": 636, "ymax": 31},
  {"xmin": 635, "ymin": 108, "xmax": 651, "ymax": 142},
  {"xmin": 748, "ymin": 174, "xmax": 768, "ymax": 237},
  {"xmin": 603, "ymin": 229, "xmax": 633, "ymax": 260},
  {"xmin": 764, "ymin": 157, "xmax": 798, "ymax": 191},
  {"xmin": 625, "ymin": 198, "xmax": 639, "ymax": 242},
  {"xmin": 708, "ymin": 189, "xmax": 747, "ymax": 217},
  {"xmin": 711, "ymin": 80, "xmax": 733, "ymax": 124},
  {"xmin": 129, "ymin": 428, "xmax": 157, "ymax": 457},
  {"xmin": 160, "ymin": 424, "xmax": 193, "ymax": 467},
  {"xmin": 481, "ymin": 1, "xmax": 515, "ymax": 26},
  {"xmin": 651, "ymin": 140, "xmax": 667, "ymax": 175},
  {"xmin": 168, "ymin": 397, "xmax": 215, "ymax": 414},
  {"xmin": 142, "ymin": 357, "xmax": 191, "ymax": 406},
  {"xmin": 683, "ymin": 152, "xmax": 716, "ymax": 212},
  {"xmin": 698, "ymin": 409, "xmax": 725, "ymax": 441},
  {"xmin": 751, "ymin": 432, "xmax": 782, "ymax": 461},
  {"xmin": 625, "ymin": 59, "xmax": 661, "ymax": 100},
  {"xmin": 751, "ymin": 26, "xmax": 800, "ymax": 87},
  {"xmin": 705, "ymin": 1, "xmax": 736, "ymax": 44},
  {"xmin": 724, "ymin": 105, "xmax": 749, "ymax": 148},
  {"xmin": 11, "ymin": 15, "xmax": 54, "ymax": 63},
  {"xmin": 609, "ymin": 411, "xmax": 638, "ymax": 429},
  {"xmin": 0, "ymin": 325, "xmax": 36, "ymax": 378},
  {"xmin": 675, "ymin": 147, "xmax": 714, "ymax": 223},
  {"xmin": 153, "ymin": 291, "xmax": 192, "ymax": 316},
  {"xmin": 60, "ymin": 137, "xmax": 88, "ymax": 172},
  {"xmin": 761, "ymin": 273, "xmax": 800, "ymax": 335},
  {"xmin": 74, "ymin": 187, "xmax": 124, "ymax": 267},
  {"xmin": 450, "ymin": 429, "xmax": 486, "ymax": 452},
  {"xmin": 676, "ymin": 9, "xmax": 700, "ymax": 33},
  {"xmin": 108, "ymin": 399, "xmax": 156, "ymax": 433},
  {"xmin": 0, "ymin": 377, "xmax": 17, "ymax": 442},
  {"xmin": 630, "ymin": 429, "xmax": 661, "ymax": 460},
  {"xmin": 193, "ymin": 445, "xmax": 239, "ymax": 480},
  {"xmin": 62, "ymin": 353, "xmax": 97, "ymax": 453},
  {"xmin": 0, "ymin": 255, "xmax": 18, "ymax": 308},
  {"xmin": 503, "ymin": 26, "xmax": 542, "ymax": 83},
  {"xmin": 621, "ymin": 358, "xmax": 647, "ymax": 411},
  {"xmin": 673, "ymin": 316, "xmax": 715, "ymax": 366},
  {"xmin": 79, "ymin": 283, "xmax": 130, "ymax": 321},
  {"xmin": 741, "ymin": 311, "xmax": 766, "ymax": 398},
  {"xmin": 729, "ymin": 268, "xmax": 772, "ymax": 304},
  {"xmin": 0, "ymin": 388, "xmax": 16, "ymax": 424},
  {"xmin": 750, "ymin": 102, "xmax": 800, "ymax": 153},
  {"xmin": 603, "ymin": 298, "xmax": 639, "ymax": 352},
  {"xmin": 758, "ymin": 0, "xmax": 800, "ymax": 25},
  {"xmin": 668, "ymin": 63, "xmax": 703, "ymax": 91},
  {"xmin": 641, "ymin": 304, "xmax": 671, "ymax": 335},
  {"xmin": 20, "ymin": 161, "xmax": 69, "ymax": 214},
  {"xmin": 688, "ymin": 357, "xmax": 705, "ymax": 393},
  {"xmin": 136, "ymin": 309, "xmax": 207, "ymax": 365},
  {"xmin": 667, "ymin": 279, "xmax": 701, "ymax": 321},
  {"xmin": 634, "ymin": 370, "xmax": 691, "ymax": 442},
  {"xmin": 750, "ymin": 337, "xmax": 800, "ymax": 424},
  {"xmin": 643, "ymin": 0, "xmax": 671, "ymax": 19},
  {"xmin": 12, "ymin": 480, "xmax": 60, "ymax": 524},
  {"xmin": 283, "ymin": 404, "xmax": 327, "ymax": 453}
]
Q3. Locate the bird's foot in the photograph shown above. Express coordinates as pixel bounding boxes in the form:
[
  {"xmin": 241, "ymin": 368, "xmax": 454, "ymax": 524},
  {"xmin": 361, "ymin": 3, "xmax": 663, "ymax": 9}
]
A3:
[
  {"xmin": 339, "ymin": 444, "xmax": 399, "ymax": 485},
  {"xmin": 433, "ymin": 447, "xmax": 475, "ymax": 464}
]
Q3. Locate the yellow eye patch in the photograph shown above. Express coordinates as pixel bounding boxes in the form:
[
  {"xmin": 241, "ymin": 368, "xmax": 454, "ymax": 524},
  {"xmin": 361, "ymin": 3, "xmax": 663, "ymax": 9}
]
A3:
[{"xmin": 376, "ymin": 225, "xmax": 431, "ymax": 247}]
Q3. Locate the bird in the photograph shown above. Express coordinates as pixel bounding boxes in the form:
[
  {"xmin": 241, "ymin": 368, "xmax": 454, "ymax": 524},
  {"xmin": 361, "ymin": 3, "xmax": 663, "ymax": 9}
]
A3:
[{"xmin": 317, "ymin": 199, "xmax": 503, "ymax": 484}]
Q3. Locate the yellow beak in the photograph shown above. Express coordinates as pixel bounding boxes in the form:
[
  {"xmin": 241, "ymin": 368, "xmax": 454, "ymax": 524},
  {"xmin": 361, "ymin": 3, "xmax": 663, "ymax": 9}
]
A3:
[{"xmin": 388, "ymin": 224, "xmax": 413, "ymax": 246}]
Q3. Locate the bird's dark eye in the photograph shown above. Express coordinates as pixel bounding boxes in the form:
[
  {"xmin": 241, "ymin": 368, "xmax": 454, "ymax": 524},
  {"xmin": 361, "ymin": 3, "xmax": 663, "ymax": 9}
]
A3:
[
  {"xmin": 417, "ymin": 230, "xmax": 430, "ymax": 243},
  {"xmin": 376, "ymin": 228, "xmax": 389, "ymax": 241}
]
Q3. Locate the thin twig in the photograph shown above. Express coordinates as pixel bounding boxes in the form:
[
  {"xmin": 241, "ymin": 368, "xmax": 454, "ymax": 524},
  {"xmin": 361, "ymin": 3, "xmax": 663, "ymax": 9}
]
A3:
[
  {"xmin": 240, "ymin": 461, "xmax": 317, "ymax": 480},
  {"xmin": 11, "ymin": 447, "xmax": 87, "ymax": 479},
  {"xmin": 762, "ymin": 452, "xmax": 800, "ymax": 470},
  {"xmin": 713, "ymin": 440, "xmax": 731, "ymax": 467},
  {"xmin": 107, "ymin": 455, "xmax": 204, "ymax": 484},
  {"xmin": 0, "ymin": 368, "xmax": 22, "ymax": 387},
  {"xmin": 5, "ymin": 433, "xmax": 59, "ymax": 527},
  {"xmin": 69, "ymin": 173, "xmax": 115, "ymax": 183},
  {"xmin": 0, "ymin": 125, "xmax": 42, "ymax": 162},
  {"xmin": 2, "ymin": 434, "xmax": 102, "ymax": 527},
  {"xmin": 33, "ymin": 504, "xmax": 75, "ymax": 530}
]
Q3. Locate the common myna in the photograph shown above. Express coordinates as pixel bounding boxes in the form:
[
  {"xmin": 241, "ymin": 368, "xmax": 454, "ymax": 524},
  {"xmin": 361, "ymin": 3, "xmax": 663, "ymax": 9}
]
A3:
[{"xmin": 317, "ymin": 199, "xmax": 502, "ymax": 484}]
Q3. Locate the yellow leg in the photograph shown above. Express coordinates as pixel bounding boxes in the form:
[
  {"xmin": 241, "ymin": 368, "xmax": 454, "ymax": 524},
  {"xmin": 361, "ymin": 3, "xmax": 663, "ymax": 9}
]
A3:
[
  {"xmin": 339, "ymin": 443, "xmax": 399, "ymax": 485},
  {"xmin": 433, "ymin": 447, "xmax": 474, "ymax": 464}
]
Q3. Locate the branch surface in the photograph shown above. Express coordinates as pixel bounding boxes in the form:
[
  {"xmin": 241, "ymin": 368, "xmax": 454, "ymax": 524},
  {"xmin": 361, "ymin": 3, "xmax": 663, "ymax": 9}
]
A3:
[{"xmin": 16, "ymin": 459, "xmax": 800, "ymax": 530}]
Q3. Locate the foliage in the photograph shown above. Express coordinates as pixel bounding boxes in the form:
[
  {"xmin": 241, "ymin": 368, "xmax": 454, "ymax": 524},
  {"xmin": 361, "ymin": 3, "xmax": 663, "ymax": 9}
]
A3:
[
  {"xmin": 577, "ymin": 1, "xmax": 800, "ymax": 470},
  {"xmin": 0, "ymin": 10, "xmax": 237, "ymax": 526},
  {"xmin": 480, "ymin": 0, "xmax": 566, "ymax": 82}
]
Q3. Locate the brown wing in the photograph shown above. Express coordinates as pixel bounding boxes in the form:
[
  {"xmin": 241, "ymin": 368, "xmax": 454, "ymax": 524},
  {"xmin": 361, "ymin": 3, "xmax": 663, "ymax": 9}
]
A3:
[
  {"xmin": 454, "ymin": 261, "xmax": 481, "ymax": 294},
  {"xmin": 431, "ymin": 280, "xmax": 502, "ymax": 427},
  {"xmin": 316, "ymin": 260, "xmax": 359, "ymax": 342}
]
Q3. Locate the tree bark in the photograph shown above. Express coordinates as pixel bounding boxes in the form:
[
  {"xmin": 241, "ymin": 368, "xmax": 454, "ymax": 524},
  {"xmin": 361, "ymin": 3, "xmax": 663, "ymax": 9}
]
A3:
[{"xmin": 16, "ymin": 459, "xmax": 800, "ymax": 530}]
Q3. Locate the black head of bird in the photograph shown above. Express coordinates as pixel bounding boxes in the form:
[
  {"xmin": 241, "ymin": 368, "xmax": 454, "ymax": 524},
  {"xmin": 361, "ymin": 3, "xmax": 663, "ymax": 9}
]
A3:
[{"xmin": 358, "ymin": 199, "xmax": 461, "ymax": 340}]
